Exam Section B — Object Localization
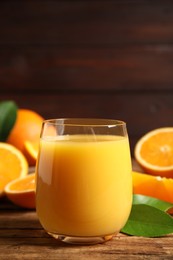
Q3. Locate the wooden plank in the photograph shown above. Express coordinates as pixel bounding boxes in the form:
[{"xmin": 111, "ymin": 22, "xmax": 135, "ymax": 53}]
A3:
[
  {"xmin": 0, "ymin": 231, "xmax": 173, "ymax": 259},
  {"xmin": 0, "ymin": 1, "xmax": 173, "ymax": 91},
  {"xmin": 0, "ymin": 211, "xmax": 40, "ymax": 229},
  {"xmin": 1, "ymin": 92, "xmax": 172, "ymax": 133},
  {"xmin": 0, "ymin": 229, "xmax": 46, "ymax": 238},
  {"xmin": 1, "ymin": 46, "xmax": 173, "ymax": 91},
  {"xmin": 0, "ymin": 1, "xmax": 173, "ymax": 45},
  {"xmin": 0, "ymin": 162, "xmax": 173, "ymax": 259},
  {"xmin": 0, "ymin": 209, "xmax": 173, "ymax": 260},
  {"xmin": 1, "ymin": 92, "xmax": 173, "ymax": 152}
]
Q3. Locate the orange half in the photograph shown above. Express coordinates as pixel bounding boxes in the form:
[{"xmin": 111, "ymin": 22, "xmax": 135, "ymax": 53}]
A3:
[
  {"xmin": 134, "ymin": 128, "xmax": 173, "ymax": 178},
  {"xmin": 0, "ymin": 142, "xmax": 28, "ymax": 197},
  {"xmin": 4, "ymin": 173, "xmax": 36, "ymax": 209}
]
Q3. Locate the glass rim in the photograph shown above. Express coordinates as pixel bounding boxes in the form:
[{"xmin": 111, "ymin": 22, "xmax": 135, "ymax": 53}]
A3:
[{"xmin": 42, "ymin": 118, "xmax": 126, "ymax": 127}]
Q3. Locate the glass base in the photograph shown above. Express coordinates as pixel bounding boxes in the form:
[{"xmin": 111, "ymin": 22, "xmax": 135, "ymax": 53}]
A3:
[{"xmin": 48, "ymin": 232, "xmax": 115, "ymax": 245}]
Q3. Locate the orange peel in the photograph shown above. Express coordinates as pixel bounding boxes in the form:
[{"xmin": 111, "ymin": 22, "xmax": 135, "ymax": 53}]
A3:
[
  {"xmin": 7, "ymin": 109, "xmax": 43, "ymax": 166},
  {"xmin": 4, "ymin": 173, "xmax": 35, "ymax": 209},
  {"xmin": 133, "ymin": 171, "xmax": 173, "ymax": 204}
]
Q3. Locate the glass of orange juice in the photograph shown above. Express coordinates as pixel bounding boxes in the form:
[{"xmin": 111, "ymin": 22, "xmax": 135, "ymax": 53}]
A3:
[{"xmin": 36, "ymin": 118, "xmax": 132, "ymax": 245}]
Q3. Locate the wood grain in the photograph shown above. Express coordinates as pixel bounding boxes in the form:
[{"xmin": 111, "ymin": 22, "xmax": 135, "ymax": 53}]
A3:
[
  {"xmin": 0, "ymin": 202, "xmax": 173, "ymax": 260},
  {"xmin": 0, "ymin": 163, "xmax": 173, "ymax": 259},
  {"xmin": 1, "ymin": 1, "xmax": 173, "ymax": 92},
  {"xmin": 0, "ymin": 0, "xmax": 173, "ymax": 157},
  {"xmin": 1, "ymin": 92, "xmax": 173, "ymax": 153},
  {"xmin": 0, "ymin": 2, "xmax": 173, "ymax": 258},
  {"xmin": 1, "ymin": 46, "xmax": 173, "ymax": 91},
  {"xmin": 1, "ymin": 1, "xmax": 173, "ymax": 45}
]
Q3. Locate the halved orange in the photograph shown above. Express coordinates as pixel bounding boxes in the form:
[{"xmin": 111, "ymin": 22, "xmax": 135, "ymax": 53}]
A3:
[
  {"xmin": 0, "ymin": 142, "xmax": 28, "ymax": 197},
  {"xmin": 134, "ymin": 128, "xmax": 173, "ymax": 178},
  {"xmin": 132, "ymin": 171, "xmax": 173, "ymax": 204},
  {"xmin": 23, "ymin": 141, "xmax": 39, "ymax": 166},
  {"xmin": 4, "ymin": 173, "xmax": 35, "ymax": 209}
]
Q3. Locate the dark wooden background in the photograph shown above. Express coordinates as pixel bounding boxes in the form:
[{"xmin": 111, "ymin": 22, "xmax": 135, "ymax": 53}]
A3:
[{"xmin": 1, "ymin": 0, "xmax": 173, "ymax": 154}]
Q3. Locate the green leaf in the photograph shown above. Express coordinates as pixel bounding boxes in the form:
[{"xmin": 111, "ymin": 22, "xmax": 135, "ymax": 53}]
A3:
[
  {"xmin": 133, "ymin": 194, "xmax": 173, "ymax": 212},
  {"xmin": 0, "ymin": 100, "xmax": 18, "ymax": 141},
  {"xmin": 121, "ymin": 204, "xmax": 173, "ymax": 237}
]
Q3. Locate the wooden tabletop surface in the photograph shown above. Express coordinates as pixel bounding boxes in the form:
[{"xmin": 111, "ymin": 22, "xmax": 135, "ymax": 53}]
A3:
[{"xmin": 1, "ymin": 162, "xmax": 173, "ymax": 260}]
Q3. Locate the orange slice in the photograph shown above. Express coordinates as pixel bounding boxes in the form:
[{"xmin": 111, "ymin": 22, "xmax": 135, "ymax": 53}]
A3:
[
  {"xmin": 132, "ymin": 171, "xmax": 173, "ymax": 204},
  {"xmin": 0, "ymin": 142, "xmax": 28, "ymax": 197},
  {"xmin": 23, "ymin": 141, "xmax": 39, "ymax": 166},
  {"xmin": 4, "ymin": 173, "xmax": 35, "ymax": 209},
  {"xmin": 134, "ymin": 128, "xmax": 173, "ymax": 178}
]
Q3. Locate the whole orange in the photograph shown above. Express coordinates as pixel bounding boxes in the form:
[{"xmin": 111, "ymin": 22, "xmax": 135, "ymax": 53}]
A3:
[{"xmin": 7, "ymin": 109, "xmax": 44, "ymax": 166}]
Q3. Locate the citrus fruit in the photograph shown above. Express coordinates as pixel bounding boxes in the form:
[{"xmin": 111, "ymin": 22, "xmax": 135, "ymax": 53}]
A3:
[
  {"xmin": 23, "ymin": 141, "xmax": 39, "ymax": 166},
  {"xmin": 0, "ymin": 142, "xmax": 28, "ymax": 197},
  {"xmin": 4, "ymin": 173, "xmax": 35, "ymax": 209},
  {"xmin": 134, "ymin": 127, "xmax": 173, "ymax": 178},
  {"xmin": 7, "ymin": 109, "xmax": 44, "ymax": 165},
  {"xmin": 132, "ymin": 171, "xmax": 173, "ymax": 204}
]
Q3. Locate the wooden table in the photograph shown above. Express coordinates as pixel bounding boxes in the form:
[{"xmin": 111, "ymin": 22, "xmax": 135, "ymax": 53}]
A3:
[{"xmin": 1, "ymin": 163, "xmax": 173, "ymax": 259}]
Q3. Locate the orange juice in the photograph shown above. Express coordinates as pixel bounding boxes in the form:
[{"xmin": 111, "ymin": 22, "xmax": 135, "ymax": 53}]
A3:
[{"xmin": 36, "ymin": 135, "xmax": 132, "ymax": 237}]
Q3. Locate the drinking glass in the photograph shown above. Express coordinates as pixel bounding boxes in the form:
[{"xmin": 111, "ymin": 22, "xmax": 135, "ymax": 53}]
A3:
[{"xmin": 36, "ymin": 118, "xmax": 132, "ymax": 245}]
